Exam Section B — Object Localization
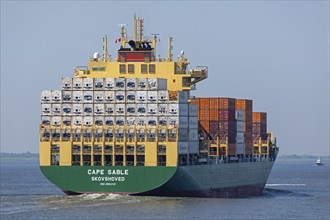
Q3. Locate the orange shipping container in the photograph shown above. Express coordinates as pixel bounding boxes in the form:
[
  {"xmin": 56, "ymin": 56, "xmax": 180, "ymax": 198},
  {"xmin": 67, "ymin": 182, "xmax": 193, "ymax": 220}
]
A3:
[
  {"xmin": 218, "ymin": 98, "xmax": 236, "ymax": 110},
  {"xmin": 236, "ymin": 99, "xmax": 253, "ymax": 111},
  {"xmin": 252, "ymin": 112, "xmax": 267, "ymax": 123},
  {"xmin": 209, "ymin": 98, "xmax": 219, "ymax": 109},
  {"xmin": 198, "ymin": 98, "xmax": 210, "ymax": 109},
  {"xmin": 199, "ymin": 120, "xmax": 210, "ymax": 132},
  {"xmin": 209, "ymin": 109, "xmax": 219, "ymax": 120},
  {"xmin": 198, "ymin": 109, "xmax": 210, "ymax": 121}
]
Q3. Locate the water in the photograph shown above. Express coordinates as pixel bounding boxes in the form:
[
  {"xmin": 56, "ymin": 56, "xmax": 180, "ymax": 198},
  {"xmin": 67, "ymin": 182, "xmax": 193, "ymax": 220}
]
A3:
[{"xmin": 1, "ymin": 157, "xmax": 329, "ymax": 220}]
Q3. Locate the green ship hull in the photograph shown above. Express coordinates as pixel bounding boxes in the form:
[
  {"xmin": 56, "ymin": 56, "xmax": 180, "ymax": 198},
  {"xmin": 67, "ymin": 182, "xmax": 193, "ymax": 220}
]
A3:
[
  {"xmin": 40, "ymin": 159, "xmax": 275, "ymax": 197},
  {"xmin": 40, "ymin": 166, "xmax": 177, "ymax": 195}
]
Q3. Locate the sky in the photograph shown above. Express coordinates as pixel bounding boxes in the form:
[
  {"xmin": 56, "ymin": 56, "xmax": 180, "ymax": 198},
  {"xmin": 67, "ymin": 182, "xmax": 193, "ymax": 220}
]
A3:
[{"xmin": 1, "ymin": 1, "xmax": 329, "ymax": 155}]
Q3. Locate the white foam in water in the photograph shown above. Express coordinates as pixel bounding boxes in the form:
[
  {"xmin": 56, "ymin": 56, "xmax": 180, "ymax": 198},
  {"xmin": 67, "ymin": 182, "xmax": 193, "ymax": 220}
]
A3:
[
  {"xmin": 103, "ymin": 193, "xmax": 125, "ymax": 200},
  {"xmin": 266, "ymin": 184, "xmax": 306, "ymax": 187},
  {"xmin": 80, "ymin": 193, "xmax": 104, "ymax": 200}
]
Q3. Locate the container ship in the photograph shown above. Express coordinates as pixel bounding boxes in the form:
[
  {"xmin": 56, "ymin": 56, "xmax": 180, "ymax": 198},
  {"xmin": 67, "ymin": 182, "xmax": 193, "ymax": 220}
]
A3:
[{"xmin": 39, "ymin": 16, "xmax": 278, "ymax": 197}]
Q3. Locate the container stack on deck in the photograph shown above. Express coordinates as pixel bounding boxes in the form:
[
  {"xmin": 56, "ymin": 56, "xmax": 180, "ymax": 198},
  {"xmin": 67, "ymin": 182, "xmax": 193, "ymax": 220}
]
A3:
[
  {"xmin": 252, "ymin": 112, "xmax": 267, "ymax": 142},
  {"xmin": 252, "ymin": 112, "xmax": 268, "ymax": 155},
  {"xmin": 235, "ymin": 99, "xmax": 253, "ymax": 155},
  {"xmin": 41, "ymin": 77, "xmax": 203, "ymax": 166},
  {"xmin": 194, "ymin": 97, "xmax": 267, "ymax": 158}
]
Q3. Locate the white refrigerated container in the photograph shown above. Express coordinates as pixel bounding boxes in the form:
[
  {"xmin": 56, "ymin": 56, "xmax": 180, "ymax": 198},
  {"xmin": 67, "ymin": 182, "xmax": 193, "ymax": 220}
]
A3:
[
  {"xmin": 94, "ymin": 91, "xmax": 104, "ymax": 102},
  {"xmin": 62, "ymin": 104, "xmax": 72, "ymax": 116},
  {"xmin": 126, "ymin": 78, "xmax": 137, "ymax": 90},
  {"xmin": 41, "ymin": 90, "xmax": 51, "ymax": 103},
  {"xmin": 115, "ymin": 78, "xmax": 126, "ymax": 90},
  {"xmin": 94, "ymin": 103, "xmax": 104, "ymax": 115},
  {"xmin": 83, "ymin": 103, "xmax": 93, "ymax": 115},
  {"xmin": 52, "ymin": 103, "xmax": 62, "ymax": 115},
  {"xmin": 157, "ymin": 90, "xmax": 168, "ymax": 102},
  {"xmin": 83, "ymin": 78, "xmax": 93, "ymax": 90},
  {"xmin": 51, "ymin": 90, "xmax": 61, "ymax": 102},
  {"xmin": 136, "ymin": 91, "xmax": 147, "ymax": 103},
  {"xmin": 147, "ymin": 103, "xmax": 157, "ymax": 115},
  {"xmin": 62, "ymin": 90, "xmax": 72, "ymax": 103},
  {"xmin": 147, "ymin": 91, "xmax": 157, "ymax": 102},
  {"xmin": 61, "ymin": 77, "xmax": 72, "ymax": 90},
  {"xmin": 147, "ymin": 78, "xmax": 167, "ymax": 90},
  {"xmin": 73, "ymin": 91, "xmax": 83, "ymax": 103},
  {"xmin": 115, "ymin": 91, "xmax": 125, "ymax": 103},
  {"xmin": 51, "ymin": 116, "xmax": 61, "ymax": 127},
  {"xmin": 72, "ymin": 78, "xmax": 83, "ymax": 89},
  {"xmin": 83, "ymin": 91, "xmax": 93, "ymax": 103},
  {"xmin": 104, "ymin": 103, "xmax": 115, "ymax": 115},
  {"xmin": 41, "ymin": 104, "xmax": 51, "ymax": 115},
  {"xmin": 105, "ymin": 78, "xmax": 114, "ymax": 90},
  {"xmin": 104, "ymin": 91, "xmax": 115, "ymax": 102},
  {"xmin": 126, "ymin": 91, "xmax": 136, "ymax": 103},
  {"xmin": 94, "ymin": 78, "xmax": 104, "ymax": 90},
  {"xmin": 83, "ymin": 116, "xmax": 93, "ymax": 126},
  {"xmin": 72, "ymin": 104, "xmax": 83, "ymax": 115},
  {"xmin": 137, "ymin": 78, "xmax": 147, "ymax": 89}
]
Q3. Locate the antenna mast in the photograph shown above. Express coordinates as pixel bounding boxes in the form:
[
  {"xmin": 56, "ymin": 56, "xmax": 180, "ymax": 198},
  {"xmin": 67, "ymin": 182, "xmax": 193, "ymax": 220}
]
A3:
[
  {"xmin": 119, "ymin": 24, "xmax": 127, "ymax": 48},
  {"xmin": 134, "ymin": 15, "xmax": 144, "ymax": 42},
  {"xmin": 167, "ymin": 36, "xmax": 173, "ymax": 61},
  {"xmin": 103, "ymin": 35, "xmax": 109, "ymax": 62}
]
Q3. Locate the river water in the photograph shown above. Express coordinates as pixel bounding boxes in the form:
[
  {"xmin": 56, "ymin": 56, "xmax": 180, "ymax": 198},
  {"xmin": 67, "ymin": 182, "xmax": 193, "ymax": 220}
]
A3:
[{"xmin": 0, "ymin": 157, "xmax": 329, "ymax": 219}]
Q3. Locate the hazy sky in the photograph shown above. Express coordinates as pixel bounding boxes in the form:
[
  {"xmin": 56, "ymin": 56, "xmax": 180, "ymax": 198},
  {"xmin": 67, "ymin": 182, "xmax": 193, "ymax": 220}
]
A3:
[{"xmin": 1, "ymin": 1, "xmax": 329, "ymax": 155}]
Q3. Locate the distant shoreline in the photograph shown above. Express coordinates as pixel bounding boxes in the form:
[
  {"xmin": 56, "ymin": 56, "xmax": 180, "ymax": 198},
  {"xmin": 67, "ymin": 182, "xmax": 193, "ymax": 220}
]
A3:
[
  {"xmin": 0, "ymin": 152, "xmax": 329, "ymax": 159},
  {"xmin": 1, "ymin": 152, "xmax": 39, "ymax": 158}
]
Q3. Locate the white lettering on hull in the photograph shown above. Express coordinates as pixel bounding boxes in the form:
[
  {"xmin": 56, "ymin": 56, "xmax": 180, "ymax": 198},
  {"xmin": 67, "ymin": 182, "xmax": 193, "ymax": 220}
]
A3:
[{"xmin": 87, "ymin": 169, "xmax": 129, "ymax": 186}]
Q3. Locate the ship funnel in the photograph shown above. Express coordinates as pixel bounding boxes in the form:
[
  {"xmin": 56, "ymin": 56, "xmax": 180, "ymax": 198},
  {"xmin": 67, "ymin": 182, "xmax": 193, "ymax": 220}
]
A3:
[{"xmin": 128, "ymin": 40, "xmax": 136, "ymax": 50}]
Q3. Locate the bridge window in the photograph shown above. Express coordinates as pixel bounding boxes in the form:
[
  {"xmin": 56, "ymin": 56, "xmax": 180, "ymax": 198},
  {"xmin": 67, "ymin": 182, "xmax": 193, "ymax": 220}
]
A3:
[
  {"xmin": 149, "ymin": 64, "xmax": 155, "ymax": 74},
  {"xmin": 128, "ymin": 64, "xmax": 135, "ymax": 74},
  {"xmin": 119, "ymin": 64, "xmax": 126, "ymax": 74},
  {"xmin": 141, "ymin": 64, "xmax": 147, "ymax": 74}
]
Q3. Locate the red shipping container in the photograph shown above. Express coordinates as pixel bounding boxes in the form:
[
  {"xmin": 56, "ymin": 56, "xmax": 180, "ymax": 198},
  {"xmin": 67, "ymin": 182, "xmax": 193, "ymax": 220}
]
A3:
[
  {"xmin": 227, "ymin": 144, "xmax": 236, "ymax": 156},
  {"xmin": 219, "ymin": 132, "xmax": 236, "ymax": 143},
  {"xmin": 252, "ymin": 122, "xmax": 267, "ymax": 134},
  {"xmin": 244, "ymin": 111, "xmax": 253, "ymax": 121},
  {"xmin": 219, "ymin": 121, "xmax": 237, "ymax": 132},
  {"xmin": 244, "ymin": 146, "xmax": 253, "ymax": 155},
  {"xmin": 209, "ymin": 121, "xmax": 219, "ymax": 132},
  {"xmin": 245, "ymin": 122, "xmax": 253, "ymax": 133},
  {"xmin": 219, "ymin": 110, "xmax": 235, "ymax": 121},
  {"xmin": 209, "ymin": 130, "xmax": 219, "ymax": 140},
  {"xmin": 244, "ymin": 131, "xmax": 253, "ymax": 140}
]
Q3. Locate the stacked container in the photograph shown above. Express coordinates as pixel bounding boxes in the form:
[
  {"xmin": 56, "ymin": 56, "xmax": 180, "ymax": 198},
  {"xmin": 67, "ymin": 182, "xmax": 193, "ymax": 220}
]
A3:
[
  {"xmin": 236, "ymin": 99, "xmax": 253, "ymax": 155},
  {"xmin": 196, "ymin": 98, "xmax": 237, "ymax": 156},
  {"xmin": 218, "ymin": 98, "xmax": 236, "ymax": 155},
  {"xmin": 236, "ymin": 110, "xmax": 245, "ymax": 155},
  {"xmin": 252, "ymin": 112, "xmax": 267, "ymax": 142}
]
